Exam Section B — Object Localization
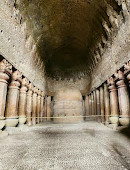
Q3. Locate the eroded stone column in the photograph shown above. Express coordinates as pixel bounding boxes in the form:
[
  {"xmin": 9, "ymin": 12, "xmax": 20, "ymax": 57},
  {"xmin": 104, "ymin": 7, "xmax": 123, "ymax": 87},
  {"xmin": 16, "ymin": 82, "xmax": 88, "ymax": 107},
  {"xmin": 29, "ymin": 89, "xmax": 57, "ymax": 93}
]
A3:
[
  {"xmin": 89, "ymin": 94, "xmax": 91, "ymax": 120},
  {"xmin": 116, "ymin": 70, "xmax": 130, "ymax": 126},
  {"xmin": 96, "ymin": 89, "xmax": 101, "ymax": 122},
  {"xmin": 0, "ymin": 59, "xmax": 12, "ymax": 133},
  {"xmin": 5, "ymin": 70, "xmax": 22, "ymax": 127},
  {"xmin": 100, "ymin": 86, "xmax": 105, "ymax": 123},
  {"xmin": 40, "ymin": 92, "xmax": 44, "ymax": 122},
  {"xmin": 93, "ymin": 90, "xmax": 97, "ymax": 120},
  {"xmin": 18, "ymin": 78, "xmax": 29, "ymax": 126},
  {"xmin": 91, "ymin": 92, "xmax": 94, "ymax": 120},
  {"xmin": 32, "ymin": 87, "xmax": 38, "ymax": 125},
  {"xmin": 26, "ymin": 83, "xmax": 33, "ymax": 126},
  {"xmin": 107, "ymin": 77, "xmax": 119, "ymax": 128},
  {"xmin": 37, "ymin": 90, "xmax": 41, "ymax": 124},
  {"xmin": 44, "ymin": 96, "xmax": 47, "ymax": 122},
  {"xmin": 104, "ymin": 83, "xmax": 110, "ymax": 125},
  {"xmin": 85, "ymin": 95, "xmax": 89, "ymax": 119},
  {"xmin": 47, "ymin": 96, "xmax": 51, "ymax": 122}
]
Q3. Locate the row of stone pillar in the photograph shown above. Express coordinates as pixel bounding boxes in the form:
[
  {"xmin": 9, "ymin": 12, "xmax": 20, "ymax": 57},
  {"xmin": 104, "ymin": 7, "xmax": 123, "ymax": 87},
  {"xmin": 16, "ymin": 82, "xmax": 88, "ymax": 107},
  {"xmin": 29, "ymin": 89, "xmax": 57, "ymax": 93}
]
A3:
[
  {"xmin": 0, "ymin": 59, "xmax": 46, "ymax": 133},
  {"xmin": 85, "ymin": 61, "xmax": 130, "ymax": 128}
]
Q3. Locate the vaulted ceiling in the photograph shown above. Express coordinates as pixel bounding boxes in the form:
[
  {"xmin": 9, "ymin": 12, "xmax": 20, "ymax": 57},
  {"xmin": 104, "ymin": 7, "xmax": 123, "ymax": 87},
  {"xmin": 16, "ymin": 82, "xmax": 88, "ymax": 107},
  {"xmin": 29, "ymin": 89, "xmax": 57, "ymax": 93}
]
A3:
[{"xmin": 16, "ymin": 0, "xmax": 121, "ymax": 79}]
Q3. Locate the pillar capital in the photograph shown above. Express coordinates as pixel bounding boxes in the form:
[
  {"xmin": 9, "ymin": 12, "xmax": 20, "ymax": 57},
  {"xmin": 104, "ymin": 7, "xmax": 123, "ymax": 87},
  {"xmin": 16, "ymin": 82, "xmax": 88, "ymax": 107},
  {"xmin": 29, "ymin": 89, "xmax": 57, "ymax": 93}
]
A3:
[
  {"xmin": 38, "ymin": 89, "xmax": 42, "ymax": 96},
  {"xmin": 27, "ymin": 83, "xmax": 33, "ymax": 95},
  {"xmin": 124, "ymin": 61, "xmax": 130, "ymax": 73},
  {"xmin": 41, "ymin": 91, "xmax": 45, "ymax": 97},
  {"xmin": 10, "ymin": 70, "xmax": 22, "ymax": 87},
  {"xmin": 33, "ymin": 87, "xmax": 38, "ymax": 94},
  {"xmin": 107, "ymin": 77, "xmax": 116, "ymax": 92},
  {"xmin": 20, "ymin": 77, "xmax": 29, "ymax": 92},
  {"xmin": 115, "ymin": 70, "xmax": 126, "ymax": 88},
  {"xmin": 0, "ymin": 59, "xmax": 12, "ymax": 82}
]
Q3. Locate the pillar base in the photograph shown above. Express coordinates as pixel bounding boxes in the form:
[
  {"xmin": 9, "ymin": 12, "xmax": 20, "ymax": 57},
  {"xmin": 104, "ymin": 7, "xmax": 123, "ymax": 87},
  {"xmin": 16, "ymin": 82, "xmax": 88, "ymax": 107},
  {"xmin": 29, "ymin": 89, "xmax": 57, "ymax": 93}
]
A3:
[
  {"xmin": 109, "ymin": 116, "xmax": 119, "ymax": 125},
  {"xmin": 18, "ymin": 124, "xmax": 29, "ymax": 131},
  {"xmin": 32, "ymin": 120, "xmax": 36, "ymax": 125},
  {"xmin": 6, "ymin": 117, "xmax": 18, "ymax": 127},
  {"xmin": 19, "ymin": 116, "xmax": 26, "ymax": 125},
  {"xmin": 5, "ymin": 127, "xmax": 20, "ymax": 134},
  {"xmin": 109, "ymin": 123, "xmax": 118, "ymax": 130},
  {"xmin": 0, "ymin": 118, "xmax": 5, "ymax": 130},
  {"xmin": 105, "ymin": 121, "xmax": 110, "ymax": 126},
  {"xmin": 27, "ymin": 122, "xmax": 32, "ymax": 126},
  {"xmin": 119, "ymin": 116, "xmax": 129, "ymax": 126},
  {"xmin": 0, "ymin": 130, "xmax": 8, "ymax": 138}
]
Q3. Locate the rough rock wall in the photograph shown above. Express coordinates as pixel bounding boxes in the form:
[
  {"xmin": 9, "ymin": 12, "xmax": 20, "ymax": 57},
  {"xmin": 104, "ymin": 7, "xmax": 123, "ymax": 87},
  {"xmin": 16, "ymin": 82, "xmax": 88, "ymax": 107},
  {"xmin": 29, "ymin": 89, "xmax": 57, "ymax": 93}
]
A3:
[
  {"xmin": 47, "ymin": 74, "xmax": 91, "ymax": 95},
  {"xmin": 0, "ymin": 0, "xmax": 46, "ymax": 91},
  {"xmin": 91, "ymin": 17, "xmax": 130, "ymax": 89},
  {"xmin": 53, "ymin": 87, "xmax": 83, "ymax": 123}
]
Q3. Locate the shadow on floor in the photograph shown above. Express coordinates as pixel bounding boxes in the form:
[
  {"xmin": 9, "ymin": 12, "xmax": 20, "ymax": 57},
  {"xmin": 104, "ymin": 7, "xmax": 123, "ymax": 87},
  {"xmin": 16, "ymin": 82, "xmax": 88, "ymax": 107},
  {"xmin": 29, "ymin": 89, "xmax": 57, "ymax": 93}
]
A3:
[{"xmin": 119, "ymin": 125, "xmax": 130, "ymax": 139}]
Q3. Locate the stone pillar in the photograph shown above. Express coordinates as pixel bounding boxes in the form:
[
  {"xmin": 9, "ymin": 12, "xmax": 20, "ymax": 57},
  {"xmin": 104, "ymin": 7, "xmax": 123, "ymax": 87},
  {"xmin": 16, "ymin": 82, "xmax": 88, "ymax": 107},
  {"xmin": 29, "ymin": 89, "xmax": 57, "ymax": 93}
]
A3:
[
  {"xmin": 89, "ymin": 94, "xmax": 91, "ymax": 120},
  {"xmin": 107, "ymin": 77, "xmax": 119, "ymax": 128},
  {"xmin": 18, "ymin": 78, "xmax": 29, "ymax": 126},
  {"xmin": 96, "ymin": 89, "xmax": 101, "ymax": 122},
  {"xmin": 44, "ymin": 96, "xmax": 47, "ymax": 122},
  {"xmin": 47, "ymin": 96, "xmax": 51, "ymax": 122},
  {"xmin": 0, "ymin": 59, "xmax": 12, "ymax": 133},
  {"xmin": 116, "ymin": 70, "xmax": 130, "ymax": 126},
  {"xmin": 104, "ymin": 83, "xmax": 110, "ymax": 125},
  {"xmin": 91, "ymin": 92, "xmax": 94, "ymax": 120},
  {"xmin": 85, "ymin": 95, "xmax": 89, "ymax": 119},
  {"xmin": 37, "ymin": 90, "xmax": 41, "ymax": 124},
  {"xmin": 93, "ymin": 90, "xmax": 97, "ymax": 120},
  {"xmin": 100, "ymin": 86, "xmax": 105, "ymax": 123},
  {"xmin": 32, "ymin": 87, "xmax": 38, "ymax": 125},
  {"xmin": 26, "ymin": 83, "xmax": 33, "ymax": 126},
  {"xmin": 40, "ymin": 92, "xmax": 44, "ymax": 122},
  {"xmin": 5, "ymin": 70, "xmax": 22, "ymax": 127}
]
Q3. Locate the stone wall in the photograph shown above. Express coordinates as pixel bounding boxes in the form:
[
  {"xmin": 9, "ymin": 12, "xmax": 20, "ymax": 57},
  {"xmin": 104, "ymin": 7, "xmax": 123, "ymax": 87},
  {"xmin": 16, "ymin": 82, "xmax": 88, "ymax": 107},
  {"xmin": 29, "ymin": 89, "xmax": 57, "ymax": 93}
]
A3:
[
  {"xmin": 0, "ymin": 0, "xmax": 46, "ymax": 91},
  {"xmin": 91, "ymin": 17, "xmax": 130, "ymax": 90},
  {"xmin": 47, "ymin": 74, "xmax": 91, "ymax": 95},
  {"xmin": 53, "ymin": 87, "xmax": 83, "ymax": 123}
]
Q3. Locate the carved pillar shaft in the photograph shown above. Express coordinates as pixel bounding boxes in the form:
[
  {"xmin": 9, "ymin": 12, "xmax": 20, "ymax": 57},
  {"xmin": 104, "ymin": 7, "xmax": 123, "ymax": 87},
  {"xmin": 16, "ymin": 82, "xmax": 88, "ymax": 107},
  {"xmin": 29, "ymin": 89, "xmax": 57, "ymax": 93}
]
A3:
[
  {"xmin": 5, "ymin": 70, "xmax": 22, "ymax": 127},
  {"xmin": 91, "ymin": 92, "xmax": 94, "ymax": 120},
  {"xmin": 0, "ymin": 59, "xmax": 12, "ymax": 131},
  {"xmin": 108, "ymin": 77, "xmax": 119, "ymax": 127},
  {"xmin": 100, "ymin": 86, "xmax": 105, "ymax": 123},
  {"xmin": 26, "ymin": 83, "xmax": 33, "ymax": 126},
  {"xmin": 93, "ymin": 90, "xmax": 97, "ymax": 120},
  {"xmin": 104, "ymin": 83, "xmax": 110, "ymax": 125},
  {"xmin": 47, "ymin": 96, "xmax": 51, "ymax": 121},
  {"xmin": 96, "ymin": 89, "xmax": 100, "ymax": 122},
  {"xmin": 18, "ymin": 78, "xmax": 28, "ymax": 126},
  {"xmin": 40, "ymin": 92, "xmax": 44, "ymax": 122},
  {"xmin": 116, "ymin": 70, "xmax": 130, "ymax": 126},
  {"xmin": 44, "ymin": 97, "xmax": 47, "ymax": 122},
  {"xmin": 89, "ymin": 94, "xmax": 92, "ymax": 120},
  {"xmin": 37, "ymin": 90, "xmax": 41, "ymax": 124},
  {"xmin": 85, "ymin": 95, "xmax": 89, "ymax": 119},
  {"xmin": 32, "ymin": 87, "xmax": 38, "ymax": 125}
]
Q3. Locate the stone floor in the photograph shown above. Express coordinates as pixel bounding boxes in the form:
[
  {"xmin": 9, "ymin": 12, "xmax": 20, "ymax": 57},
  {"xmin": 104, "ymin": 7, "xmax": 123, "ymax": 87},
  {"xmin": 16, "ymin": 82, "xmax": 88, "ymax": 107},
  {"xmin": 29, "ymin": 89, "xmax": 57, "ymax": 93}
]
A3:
[{"xmin": 0, "ymin": 122, "xmax": 130, "ymax": 170}]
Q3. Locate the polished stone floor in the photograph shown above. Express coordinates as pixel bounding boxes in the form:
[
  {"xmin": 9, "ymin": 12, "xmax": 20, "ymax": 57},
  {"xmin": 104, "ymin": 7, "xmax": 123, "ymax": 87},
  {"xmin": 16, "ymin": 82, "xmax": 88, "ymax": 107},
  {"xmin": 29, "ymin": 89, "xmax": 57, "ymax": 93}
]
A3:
[{"xmin": 0, "ymin": 122, "xmax": 130, "ymax": 170}]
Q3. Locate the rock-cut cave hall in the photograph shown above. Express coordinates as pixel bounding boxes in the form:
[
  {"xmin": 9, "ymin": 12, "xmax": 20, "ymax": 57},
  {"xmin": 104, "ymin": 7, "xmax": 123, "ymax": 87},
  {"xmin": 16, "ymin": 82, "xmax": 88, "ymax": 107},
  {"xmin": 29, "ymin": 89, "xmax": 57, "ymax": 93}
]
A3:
[{"xmin": 0, "ymin": 0, "xmax": 130, "ymax": 170}]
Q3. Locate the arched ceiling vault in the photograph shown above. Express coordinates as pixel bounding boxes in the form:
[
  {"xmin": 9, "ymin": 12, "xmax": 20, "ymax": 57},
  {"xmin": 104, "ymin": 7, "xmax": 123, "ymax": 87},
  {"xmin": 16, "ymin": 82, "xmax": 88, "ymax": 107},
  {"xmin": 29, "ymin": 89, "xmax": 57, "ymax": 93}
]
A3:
[{"xmin": 16, "ymin": 0, "xmax": 121, "ymax": 79}]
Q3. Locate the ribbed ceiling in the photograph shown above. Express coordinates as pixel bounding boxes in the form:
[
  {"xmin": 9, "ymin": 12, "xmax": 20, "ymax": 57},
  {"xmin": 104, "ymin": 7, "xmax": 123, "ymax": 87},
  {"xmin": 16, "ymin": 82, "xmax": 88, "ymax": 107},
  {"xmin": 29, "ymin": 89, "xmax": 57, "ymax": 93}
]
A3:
[{"xmin": 16, "ymin": 0, "xmax": 121, "ymax": 79}]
